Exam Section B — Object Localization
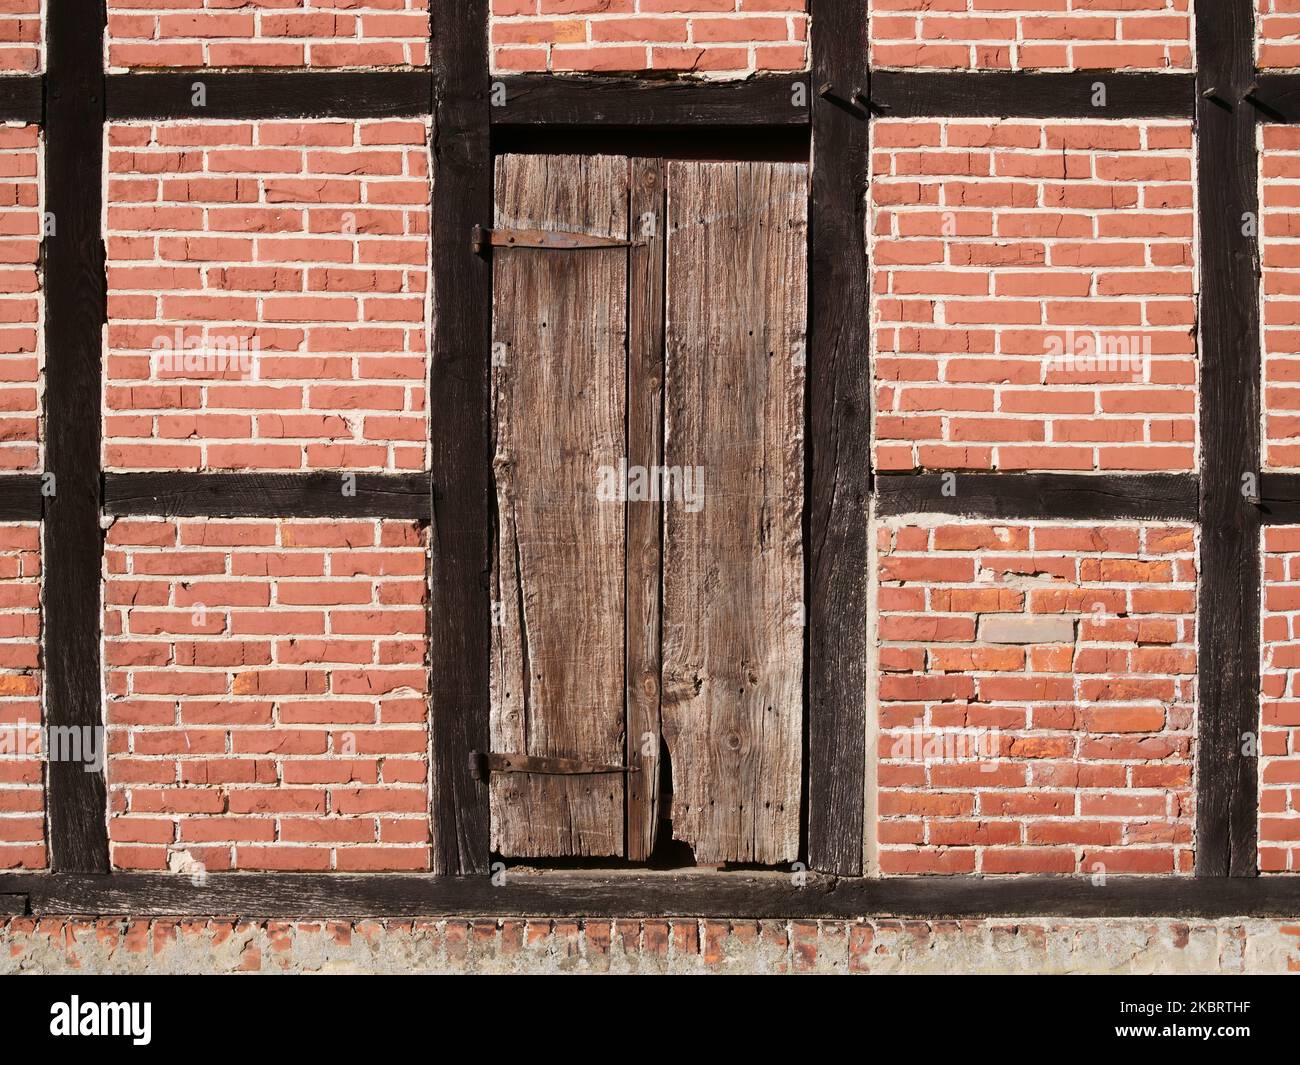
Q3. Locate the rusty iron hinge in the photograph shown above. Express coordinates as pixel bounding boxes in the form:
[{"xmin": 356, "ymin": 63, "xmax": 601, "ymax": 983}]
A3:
[
  {"xmin": 470, "ymin": 750, "xmax": 639, "ymax": 782},
  {"xmin": 472, "ymin": 225, "xmax": 634, "ymax": 256}
]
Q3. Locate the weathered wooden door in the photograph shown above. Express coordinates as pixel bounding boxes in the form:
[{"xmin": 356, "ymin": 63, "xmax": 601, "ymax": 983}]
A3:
[{"xmin": 489, "ymin": 154, "xmax": 808, "ymax": 865}]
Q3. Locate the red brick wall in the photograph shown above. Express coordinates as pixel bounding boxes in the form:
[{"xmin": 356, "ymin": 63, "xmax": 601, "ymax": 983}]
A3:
[
  {"xmin": 104, "ymin": 119, "xmax": 430, "ymax": 473},
  {"xmin": 876, "ymin": 520, "xmax": 1197, "ymax": 875},
  {"xmin": 0, "ymin": 0, "xmax": 40, "ymax": 73},
  {"xmin": 489, "ymin": 1, "xmax": 809, "ymax": 75},
  {"xmin": 869, "ymin": 0, "xmax": 1192, "ymax": 71},
  {"xmin": 0, "ymin": 124, "xmax": 41, "ymax": 474},
  {"xmin": 104, "ymin": 518, "xmax": 430, "ymax": 873},
  {"xmin": 106, "ymin": 1, "xmax": 431, "ymax": 70},
  {"xmin": 1261, "ymin": 527, "xmax": 1300, "ymax": 872},
  {"xmin": 871, "ymin": 119, "xmax": 1197, "ymax": 473},
  {"xmin": 1260, "ymin": 0, "xmax": 1300, "ymax": 69},
  {"xmin": 0, "ymin": 524, "xmax": 41, "ymax": 870},
  {"xmin": 1263, "ymin": 124, "xmax": 1300, "ymax": 470}
]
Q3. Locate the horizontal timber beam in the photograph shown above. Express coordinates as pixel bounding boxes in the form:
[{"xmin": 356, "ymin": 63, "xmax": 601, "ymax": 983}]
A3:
[
  {"xmin": 1245, "ymin": 73, "xmax": 1300, "ymax": 123},
  {"xmin": 105, "ymin": 71, "xmax": 431, "ymax": 120},
  {"xmin": 0, "ymin": 76, "xmax": 41, "ymax": 123},
  {"xmin": 6, "ymin": 872, "xmax": 1300, "ymax": 920},
  {"xmin": 868, "ymin": 71, "xmax": 1196, "ymax": 119},
  {"xmin": 489, "ymin": 74, "xmax": 810, "ymax": 128},
  {"xmin": 875, "ymin": 473, "xmax": 1200, "ymax": 522},
  {"xmin": 103, "ymin": 473, "xmax": 431, "ymax": 520},
  {"xmin": 1258, "ymin": 473, "xmax": 1300, "ymax": 523},
  {"xmin": 0, "ymin": 475, "xmax": 46, "ymax": 520}
]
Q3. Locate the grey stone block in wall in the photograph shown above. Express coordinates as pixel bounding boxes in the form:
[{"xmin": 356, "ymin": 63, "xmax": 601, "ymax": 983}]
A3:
[{"xmin": 977, "ymin": 615, "xmax": 1076, "ymax": 645}]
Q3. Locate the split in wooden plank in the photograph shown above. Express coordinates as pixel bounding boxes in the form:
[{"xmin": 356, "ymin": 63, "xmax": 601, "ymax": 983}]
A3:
[
  {"xmin": 626, "ymin": 157, "xmax": 667, "ymax": 862},
  {"xmin": 661, "ymin": 159, "xmax": 808, "ymax": 866}
]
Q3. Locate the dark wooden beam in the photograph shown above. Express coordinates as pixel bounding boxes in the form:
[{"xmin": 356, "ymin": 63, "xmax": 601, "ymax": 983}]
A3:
[
  {"xmin": 106, "ymin": 71, "xmax": 431, "ymax": 120},
  {"xmin": 868, "ymin": 70, "xmax": 1196, "ymax": 119},
  {"xmin": 9, "ymin": 871, "xmax": 1300, "ymax": 920},
  {"xmin": 1196, "ymin": 0, "xmax": 1260, "ymax": 878},
  {"xmin": 0, "ymin": 893, "xmax": 24, "ymax": 915},
  {"xmin": 1244, "ymin": 73, "xmax": 1300, "ymax": 124},
  {"xmin": 0, "ymin": 76, "xmax": 42, "ymax": 123},
  {"xmin": 806, "ymin": 0, "xmax": 870, "ymax": 878},
  {"xmin": 0, "ymin": 475, "xmax": 47, "ymax": 521},
  {"xmin": 43, "ymin": 0, "xmax": 109, "ymax": 874},
  {"xmin": 429, "ymin": 1, "xmax": 492, "ymax": 876},
  {"xmin": 876, "ymin": 473, "xmax": 1199, "ymax": 522},
  {"xmin": 103, "ymin": 473, "xmax": 431, "ymax": 520},
  {"xmin": 1260, "ymin": 474, "xmax": 1300, "ymax": 524},
  {"xmin": 489, "ymin": 74, "xmax": 810, "ymax": 128}
]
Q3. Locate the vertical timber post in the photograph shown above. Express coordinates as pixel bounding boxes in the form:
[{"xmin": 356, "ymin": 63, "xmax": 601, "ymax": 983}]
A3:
[
  {"xmin": 43, "ymin": 0, "xmax": 109, "ymax": 873},
  {"xmin": 807, "ymin": 0, "xmax": 872, "ymax": 876},
  {"xmin": 1195, "ymin": 0, "xmax": 1261, "ymax": 877},
  {"xmin": 429, "ymin": 2, "xmax": 493, "ymax": 875}
]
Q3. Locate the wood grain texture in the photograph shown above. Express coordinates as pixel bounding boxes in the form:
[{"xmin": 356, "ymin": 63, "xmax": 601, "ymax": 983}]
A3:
[
  {"xmin": 106, "ymin": 72, "xmax": 430, "ymax": 120},
  {"xmin": 876, "ymin": 474, "xmax": 1199, "ymax": 522},
  {"xmin": 43, "ymin": 0, "xmax": 109, "ymax": 874},
  {"xmin": 662, "ymin": 160, "xmax": 807, "ymax": 865},
  {"xmin": 491, "ymin": 75, "xmax": 810, "ymax": 128},
  {"xmin": 490, "ymin": 154, "xmax": 629, "ymax": 858},
  {"xmin": 625, "ymin": 158, "xmax": 666, "ymax": 862},
  {"xmin": 1196, "ymin": 0, "xmax": 1260, "ymax": 879},
  {"xmin": 868, "ymin": 71, "xmax": 1195, "ymax": 119},
  {"xmin": 429, "ymin": 1, "xmax": 493, "ymax": 876},
  {"xmin": 12, "ymin": 872, "xmax": 1300, "ymax": 920},
  {"xmin": 104, "ymin": 473, "xmax": 430, "ymax": 519},
  {"xmin": 807, "ymin": 0, "xmax": 871, "ymax": 877}
]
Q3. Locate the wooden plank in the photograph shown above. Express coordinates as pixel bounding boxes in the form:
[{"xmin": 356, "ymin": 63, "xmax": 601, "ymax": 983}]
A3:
[
  {"xmin": 662, "ymin": 160, "xmax": 807, "ymax": 865},
  {"xmin": 490, "ymin": 154, "xmax": 629, "ymax": 858},
  {"xmin": 625, "ymin": 158, "xmax": 665, "ymax": 863},
  {"xmin": 1196, "ymin": 0, "xmax": 1260, "ymax": 879},
  {"xmin": 14, "ymin": 871, "xmax": 1300, "ymax": 920},
  {"xmin": 429, "ymin": 1, "xmax": 492, "ymax": 876},
  {"xmin": 106, "ymin": 71, "xmax": 430, "ymax": 120},
  {"xmin": 876, "ymin": 474, "xmax": 1200, "ymax": 522},
  {"xmin": 807, "ymin": 0, "xmax": 871, "ymax": 877},
  {"xmin": 869, "ymin": 71, "xmax": 1196, "ymax": 119},
  {"xmin": 104, "ymin": 473, "xmax": 430, "ymax": 520},
  {"xmin": 0, "ymin": 76, "xmax": 42, "ymax": 122},
  {"xmin": 43, "ymin": 0, "xmax": 109, "ymax": 874},
  {"xmin": 490, "ymin": 75, "xmax": 810, "ymax": 128},
  {"xmin": 0, "ymin": 894, "xmax": 24, "ymax": 915}
]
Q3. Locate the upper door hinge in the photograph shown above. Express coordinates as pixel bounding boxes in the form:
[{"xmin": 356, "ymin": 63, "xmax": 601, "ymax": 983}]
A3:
[{"xmin": 472, "ymin": 225, "xmax": 634, "ymax": 256}]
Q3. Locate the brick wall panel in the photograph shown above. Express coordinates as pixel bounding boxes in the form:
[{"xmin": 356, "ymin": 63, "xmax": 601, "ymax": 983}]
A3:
[
  {"xmin": 1261, "ymin": 527, "xmax": 1300, "ymax": 872},
  {"xmin": 876, "ymin": 519, "xmax": 1197, "ymax": 875},
  {"xmin": 107, "ymin": 1, "xmax": 431, "ymax": 70},
  {"xmin": 1260, "ymin": 0, "xmax": 1300, "ymax": 69},
  {"xmin": 0, "ymin": 0, "xmax": 40, "ymax": 73},
  {"xmin": 869, "ymin": 0, "xmax": 1192, "ymax": 72},
  {"xmin": 871, "ymin": 119, "xmax": 1197, "ymax": 473},
  {"xmin": 104, "ymin": 518, "xmax": 430, "ymax": 873},
  {"xmin": 0, "ymin": 124, "xmax": 41, "ymax": 474},
  {"xmin": 489, "ymin": 1, "xmax": 809, "ymax": 76},
  {"xmin": 1263, "ymin": 125, "xmax": 1300, "ymax": 469},
  {"xmin": 0, "ymin": 524, "xmax": 42, "ymax": 870},
  {"xmin": 104, "ymin": 119, "xmax": 430, "ymax": 473}
]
